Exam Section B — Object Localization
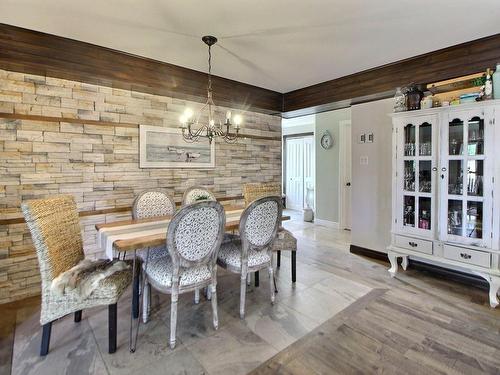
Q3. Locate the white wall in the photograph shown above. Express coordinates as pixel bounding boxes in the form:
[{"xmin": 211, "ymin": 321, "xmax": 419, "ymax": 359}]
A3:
[
  {"xmin": 315, "ymin": 108, "xmax": 351, "ymax": 223},
  {"xmin": 350, "ymin": 98, "xmax": 393, "ymax": 253},
  {"xmin": 282, "ymin": 115, "xmax": 315, "ymax": 136}
]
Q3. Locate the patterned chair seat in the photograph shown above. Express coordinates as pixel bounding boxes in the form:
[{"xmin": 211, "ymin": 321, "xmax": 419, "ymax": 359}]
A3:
[
  {"xmin": 137, "ymin": 245, "xmax": 169, "ymax": 261},
  {"xmin": 146, "ymin": 255, "xmax": 212, "ymax": 288},
  {"xmin": 217, "ymin": 240, "xmax": 271, "ymax": 269},
  {"xmin": 271, "ymin": 228, "xmax": 297, "ymax": 251}
]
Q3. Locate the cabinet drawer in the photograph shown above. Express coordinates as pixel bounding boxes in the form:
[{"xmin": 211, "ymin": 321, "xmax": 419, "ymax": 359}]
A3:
[
  {"xmin": 443, "ymin": 245, "xmax": 491, "ymax": 268},
  {"xmin": 394, "ymin": 235, "xmax": 433, "ymax": 255}
]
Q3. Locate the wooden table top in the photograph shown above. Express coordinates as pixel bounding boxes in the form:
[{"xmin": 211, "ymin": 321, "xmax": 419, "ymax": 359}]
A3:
[{"xmin": 96, "ymin": 205, "xmax": 290, "ymax": 252}]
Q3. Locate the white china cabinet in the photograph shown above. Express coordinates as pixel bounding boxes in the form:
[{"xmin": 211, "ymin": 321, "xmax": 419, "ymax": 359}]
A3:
[{"xmin": 388, "ymin": 100, "xmax": 500, "ymax": 308}]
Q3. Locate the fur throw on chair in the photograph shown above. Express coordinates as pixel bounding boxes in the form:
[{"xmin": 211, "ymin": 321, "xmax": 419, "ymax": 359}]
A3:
[{"xmin": 51, "ymin": 259, "xmax": 129, "ymax": 300}]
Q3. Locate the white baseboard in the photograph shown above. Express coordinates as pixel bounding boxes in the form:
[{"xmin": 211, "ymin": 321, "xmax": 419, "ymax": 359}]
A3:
[{"xmin": 314, "ymin": 218, "xmax": 340, "ymax": 229}]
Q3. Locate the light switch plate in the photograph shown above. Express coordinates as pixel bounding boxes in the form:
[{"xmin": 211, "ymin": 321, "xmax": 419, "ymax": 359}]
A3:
[
  {"xmin": 358, "ymin": 133, "xmax": 366, "ymax": 143},
  {"xmin": 367, "ymin": 133, "xmax": 374, "ymax": 143}
]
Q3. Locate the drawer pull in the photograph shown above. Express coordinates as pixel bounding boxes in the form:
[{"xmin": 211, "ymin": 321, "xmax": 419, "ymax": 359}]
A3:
[
  {"xmin": 460, "ymin": 253, "xmax": 472, "ymax": 259},
  {"xmin": 408, "ymin": 241, "xmax": 418, "ymax": 247}
]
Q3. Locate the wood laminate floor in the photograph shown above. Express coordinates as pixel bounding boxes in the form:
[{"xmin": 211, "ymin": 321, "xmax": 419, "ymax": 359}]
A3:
[{"xmin": 1, "ymin": 210, "xmax": 499, "ymax": 375}]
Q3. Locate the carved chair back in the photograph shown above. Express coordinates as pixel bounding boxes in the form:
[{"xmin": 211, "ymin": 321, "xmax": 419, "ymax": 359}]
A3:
[
  {"xmin": 182, "ymin": 186, "xmax": 216, "ymax": 206},
  {"xmin": 22, "ymin": 195, "xmax": 84, "ymax": 293},
  {"xmin": 239, "ymin": 196, "xmax": 281, "ymax": 261},
  {"xmin": 167, "ymin": 201, "xmax": 225, "ymax": 277},
  {"xmin": 132, "ymin": 189, "xmax": 176, "ymax": 219}
]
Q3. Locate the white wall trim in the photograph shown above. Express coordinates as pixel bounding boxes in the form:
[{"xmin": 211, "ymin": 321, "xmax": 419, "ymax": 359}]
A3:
[
  {"xmin": 314, "ymin": 218, "xmax": 340, "ymax": 229},
  {"xmin": 338, "ymin": 119, "xmax": 352, "ymax": 230}
]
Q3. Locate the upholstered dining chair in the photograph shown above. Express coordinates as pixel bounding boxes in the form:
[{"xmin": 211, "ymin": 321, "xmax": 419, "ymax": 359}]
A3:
[
  {"xmin": 182, "ymin": 185, "xmax": 216, "ymax": 206},
  {"xmin": 217, "ymin": 196, "xmax": 282, "ymax": 319},
  {"xmin": 243, "ymin": 183, "xmax": 298, "ymax": 283},
  {"xmin": 181, "ymin": 186, "xmax": 217, "ymax": 303},
  {"xmin": 141, "ymin": 200, "xmax": 225, "ymax": 349},
  {"xmin": 22, "ymin": 195, "xmax": 132, "ymax": 356},
  {"xmin": 132, "ymin": 189, "xmax": 176, "ymax": 261}
]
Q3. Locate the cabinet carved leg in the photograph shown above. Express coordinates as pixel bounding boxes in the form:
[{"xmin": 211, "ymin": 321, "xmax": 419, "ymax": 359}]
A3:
[
  {"xmin": 401, "ymin": 255, "xmax": 409, "ymax": 271},
  {"xmin": 387, "ymin": 252, "xmax": 399, "ymax": 277},
  {"xmin": 488, "ymin": 276, "xmax": 500, "ymax": 309}
]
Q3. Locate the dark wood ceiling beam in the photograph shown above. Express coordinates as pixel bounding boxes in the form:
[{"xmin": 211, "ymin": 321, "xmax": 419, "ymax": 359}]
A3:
[
  {"xmin": 1, "ymin": 24, "xmax": 499, "ymax": 118},
  {"xmin": 282, "ymin": 33, "xmax": 500, "ymax": 116},
  {"xmin": 0, "ymin": 23, "xmax": 283, "ymax": 114}
]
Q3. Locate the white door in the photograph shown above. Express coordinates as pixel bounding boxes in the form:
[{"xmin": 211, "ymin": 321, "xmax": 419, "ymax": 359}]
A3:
[
  {"xmin": 286, "ymin": 138, "xmax": 304, "ymax": 210},
  {"xmin": 303, "ymin": 136, "xmax": 315, "ymax": 208},
  {"xmin": 340, "ymin": 121, "xmax": 352, "ymax": 230},
  {"xmin": 285, "ymin": 136, "xmax": 315, "ymax": 210}
]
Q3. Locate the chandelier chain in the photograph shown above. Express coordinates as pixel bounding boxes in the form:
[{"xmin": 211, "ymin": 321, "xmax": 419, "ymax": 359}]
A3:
[{"xmin": 207, "ymin": 45, "xmax": 212, "ymax": 94}]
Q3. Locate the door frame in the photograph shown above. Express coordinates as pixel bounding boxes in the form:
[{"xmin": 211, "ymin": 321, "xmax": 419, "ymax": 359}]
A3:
[
  {"xmin": 283, "ymin": 132, "xmax": 314, "ymax": 208},
  {"xmin": 339, "ymin": 120, "xmax": 352, "ymax": 230}
]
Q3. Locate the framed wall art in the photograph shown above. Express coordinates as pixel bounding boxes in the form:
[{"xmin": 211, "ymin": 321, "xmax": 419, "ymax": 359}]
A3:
[{"xmin": 139, "ymin": 125, "xmax": 215, "ymax": 168}]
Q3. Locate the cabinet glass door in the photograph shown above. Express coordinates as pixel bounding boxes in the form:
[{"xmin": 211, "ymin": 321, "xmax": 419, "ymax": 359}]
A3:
[
  {"xmin": 442, "ymin": 112, "xmax": 491, "ymax": 247},
  {"xmin": 399, "ymin": 118, "xmax": 436, "ymax": 237}
]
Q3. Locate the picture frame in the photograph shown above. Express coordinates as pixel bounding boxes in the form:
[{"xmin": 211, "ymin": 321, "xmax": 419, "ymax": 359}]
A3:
[{"xmin": 139, "ymin": 125, "xmax": 215, "ymax": 169}]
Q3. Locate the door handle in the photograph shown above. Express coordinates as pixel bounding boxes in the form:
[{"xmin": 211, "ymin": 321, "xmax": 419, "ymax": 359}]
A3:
[{"xmin": 346, "ymin": 182, "xmax": 351, "ymax": 186}]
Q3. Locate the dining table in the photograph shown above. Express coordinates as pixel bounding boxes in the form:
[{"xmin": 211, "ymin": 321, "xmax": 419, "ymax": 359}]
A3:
[{"xmin": 94, "ymin": 204, "xmax": 290, "ymax": 352}]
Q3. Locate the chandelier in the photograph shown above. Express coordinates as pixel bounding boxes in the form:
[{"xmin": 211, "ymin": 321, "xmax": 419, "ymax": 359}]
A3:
[{"xmin": 179, "ymin": 35, "xmax": 242, "ymax": 144}]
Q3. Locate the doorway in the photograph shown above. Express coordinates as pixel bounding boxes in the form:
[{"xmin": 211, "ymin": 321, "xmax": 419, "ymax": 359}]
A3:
[
  {"xmin": 284, "ymin": 134, "xmax": 315, "ymax": 210},
  {"xmin": 339, "ymin": 120, "xmax": 352, "ymax": 230}
]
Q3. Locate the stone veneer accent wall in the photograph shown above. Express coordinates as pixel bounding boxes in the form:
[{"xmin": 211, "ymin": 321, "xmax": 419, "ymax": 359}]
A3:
[{"xmin": 0, "ymin": 69, "xmax": 281, "ymax": 303}]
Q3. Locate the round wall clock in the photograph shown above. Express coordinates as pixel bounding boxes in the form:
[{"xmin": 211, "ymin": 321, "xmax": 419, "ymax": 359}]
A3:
[{"xmin": 320, "ymin": 131, "xmax": 333, "ymax": 149}]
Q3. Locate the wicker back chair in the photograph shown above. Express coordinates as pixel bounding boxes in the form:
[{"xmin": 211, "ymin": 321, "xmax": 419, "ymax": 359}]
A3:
[
  {"xmin": 217, "ymin": 196, "xmax": 281, "ymax": 318},
  {"xmin": 242, "ymin": 182, "xmax": 298, "ymax": 283},
  {"xmin": 22, "ymin": 195, "xmax": 132, "ymax": 355},
  {"xmin": 142, "ymin": 201, "xmax": 225, "ymax": 348},
  {"xmin": 182, "ymin": 186, "xmax": 216, "ymax": 206},
  {"xmin": 243, "ymin": 182, "xmax": 282, "ymax": 206}
]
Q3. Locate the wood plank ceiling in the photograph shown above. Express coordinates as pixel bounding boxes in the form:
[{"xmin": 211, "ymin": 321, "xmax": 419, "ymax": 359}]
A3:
[{"xmin": 1, "ymin": 23, "xmax": 499, "ymax": 117}]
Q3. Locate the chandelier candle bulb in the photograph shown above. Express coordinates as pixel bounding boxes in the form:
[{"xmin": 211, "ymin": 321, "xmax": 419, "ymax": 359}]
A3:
[
  {"xmin": 184, "ymin": 108, "xmax": 194, "ymax": 119},
  {"xmin": 234, "ymin": 114, "xmax": 242, "ymax": 128}
]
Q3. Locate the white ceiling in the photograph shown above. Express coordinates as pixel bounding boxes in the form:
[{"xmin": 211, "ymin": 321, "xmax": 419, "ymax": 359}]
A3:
[{"xmin": 2, "ymin": 0, "xmax": 499, "ymax": 92}]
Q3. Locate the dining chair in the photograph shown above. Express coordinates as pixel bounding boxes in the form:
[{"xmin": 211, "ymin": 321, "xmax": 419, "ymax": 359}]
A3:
[
  {"xmin": 132, "ymin": 189, "xmax": 176, "ymax": 262},
  {"xmin": 182, "ymin": 185, "xmax": 216, "ymax": 206},
  {"xmin": 181, "ymin": 186, "xmax": 218, "ymax": 302},
  {"xmin": 141, "ymin": 200, "xmax": 225, "ymax": 349},
  {"xmin": 22, "ymin": 195, "xmax": 132, "ymax": 355},
  {"xmin": 243, "ymin": 183, "xmax": 298, "ymax": 283},
  {"xmin": 133, "ymin": 189, "xmax": 182, "ymax": 319},
  {"xmin": 217, "ymin": 196, "xmax": 282, "ymax": 319}
]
